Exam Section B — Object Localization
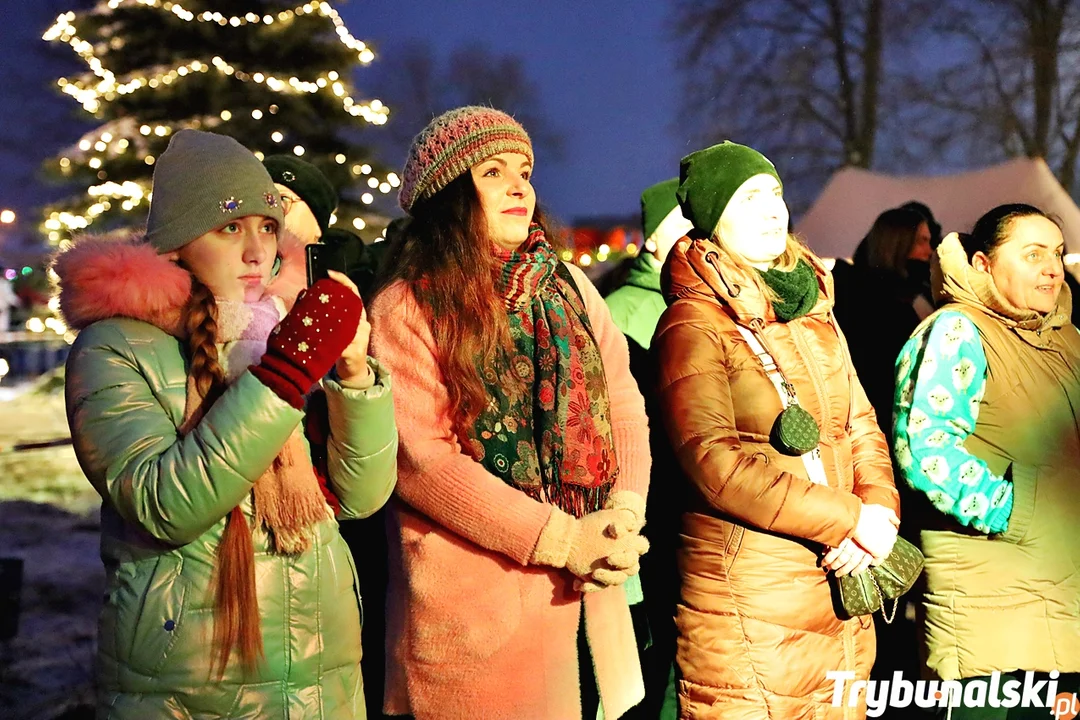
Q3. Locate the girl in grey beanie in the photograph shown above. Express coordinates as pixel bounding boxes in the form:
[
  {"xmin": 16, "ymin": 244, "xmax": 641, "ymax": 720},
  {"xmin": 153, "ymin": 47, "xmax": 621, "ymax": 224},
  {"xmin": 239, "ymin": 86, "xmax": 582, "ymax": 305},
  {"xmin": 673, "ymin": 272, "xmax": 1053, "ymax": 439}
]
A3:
[{"xmin": 53, "ymin": 129, "xmax": 397, "ymax": 719}]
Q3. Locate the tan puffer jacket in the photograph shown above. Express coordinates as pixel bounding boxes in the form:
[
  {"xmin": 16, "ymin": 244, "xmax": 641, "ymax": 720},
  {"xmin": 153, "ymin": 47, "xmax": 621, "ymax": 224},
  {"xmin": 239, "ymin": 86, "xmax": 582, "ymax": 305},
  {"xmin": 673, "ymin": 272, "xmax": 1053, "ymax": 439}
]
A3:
[{"xmin": 653, "ymin": 238, "xmax": 899, "ymax": 720}]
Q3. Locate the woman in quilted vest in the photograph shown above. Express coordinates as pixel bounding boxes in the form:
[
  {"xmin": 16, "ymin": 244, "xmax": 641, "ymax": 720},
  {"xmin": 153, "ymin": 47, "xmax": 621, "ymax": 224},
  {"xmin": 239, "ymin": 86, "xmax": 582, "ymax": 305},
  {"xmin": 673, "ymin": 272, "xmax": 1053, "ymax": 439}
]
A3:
[
  {"xmin": 893, "ymin": 205, "xmax": 1080, "ymax": 718},
  {"xmin": 652, "ymin": 141, "xmax": 901, "ymax": 719},
  {"xmin": 367, "ymin": 106, "xmax": 652, "ymax": 720},
  {"xmin": 56, "ymin": 129, "xmax": 397, "ymax": 719}
]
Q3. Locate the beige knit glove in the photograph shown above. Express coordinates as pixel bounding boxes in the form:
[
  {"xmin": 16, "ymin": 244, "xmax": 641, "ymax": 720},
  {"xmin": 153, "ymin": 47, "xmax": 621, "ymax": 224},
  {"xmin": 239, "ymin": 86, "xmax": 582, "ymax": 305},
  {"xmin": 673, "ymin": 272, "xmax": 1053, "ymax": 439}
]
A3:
[
  {"xmin": 576, "ymin": 491, "xmax": 647, "ymax": 593},
  {"xmin": 531, "ymin": 505, "xmax": 650, "ymax": 593},
  {"xmin": 604, "ymin": 490, "xmax": 646, "ymax": 533}
]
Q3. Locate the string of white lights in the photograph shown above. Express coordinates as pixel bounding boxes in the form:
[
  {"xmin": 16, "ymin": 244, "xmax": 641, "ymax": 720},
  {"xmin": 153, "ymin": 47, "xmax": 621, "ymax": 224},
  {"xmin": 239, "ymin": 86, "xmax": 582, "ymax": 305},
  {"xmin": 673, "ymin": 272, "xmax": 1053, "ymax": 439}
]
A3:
[
  {"xmin": 41, "ymin": 2, "xmax": 397, "ymax": 235},
  {"xmin": 44, "ymin": 3, "xmax": 386, "ymax": 121}
]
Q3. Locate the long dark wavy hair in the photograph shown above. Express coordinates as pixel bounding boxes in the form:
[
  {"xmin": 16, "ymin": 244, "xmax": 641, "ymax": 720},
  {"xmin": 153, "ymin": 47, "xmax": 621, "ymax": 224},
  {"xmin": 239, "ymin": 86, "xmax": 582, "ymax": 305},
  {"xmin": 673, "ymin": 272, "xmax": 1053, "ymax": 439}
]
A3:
[{"xmin": 369, "ymin": 173, "xmax": 555, "ymax": 438}]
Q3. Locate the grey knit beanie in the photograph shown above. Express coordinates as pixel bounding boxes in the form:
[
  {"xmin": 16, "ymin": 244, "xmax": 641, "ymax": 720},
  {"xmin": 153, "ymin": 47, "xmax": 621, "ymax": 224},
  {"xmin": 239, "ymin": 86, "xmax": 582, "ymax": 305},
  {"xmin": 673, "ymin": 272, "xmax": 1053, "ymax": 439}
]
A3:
[{"xmin": 145, "ymin": 130, "xmax": 284, "ymax": 253}]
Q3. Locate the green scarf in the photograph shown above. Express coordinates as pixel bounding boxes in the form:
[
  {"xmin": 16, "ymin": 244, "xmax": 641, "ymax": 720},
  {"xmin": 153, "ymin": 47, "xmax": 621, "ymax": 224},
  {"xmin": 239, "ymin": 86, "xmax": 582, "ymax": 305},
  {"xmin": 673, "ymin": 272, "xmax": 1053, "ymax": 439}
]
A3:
[
  {"xmin": 464, "ymin": 225, "xmax": 619, "ymax": 518},
  {"xmin": 759, "ymin": 259, "xmax": 819, "ymax": 322}
]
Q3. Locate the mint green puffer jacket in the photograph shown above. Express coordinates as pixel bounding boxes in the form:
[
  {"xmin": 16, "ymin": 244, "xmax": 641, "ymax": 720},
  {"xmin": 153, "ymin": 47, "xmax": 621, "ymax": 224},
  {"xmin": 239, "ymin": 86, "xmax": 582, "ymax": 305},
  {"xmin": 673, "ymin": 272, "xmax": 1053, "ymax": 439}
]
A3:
[{"xmin": 59, "ymin": 233, "xmax": 397, "ymax": 720}]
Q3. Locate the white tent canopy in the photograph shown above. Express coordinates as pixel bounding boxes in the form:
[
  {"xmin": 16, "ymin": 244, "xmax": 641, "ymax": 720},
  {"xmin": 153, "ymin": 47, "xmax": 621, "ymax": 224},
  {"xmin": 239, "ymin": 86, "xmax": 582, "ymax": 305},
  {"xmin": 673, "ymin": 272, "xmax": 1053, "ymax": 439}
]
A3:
[{"xmin": 795, "ymin": 157, "xmax": 1080, "ymax": 259}]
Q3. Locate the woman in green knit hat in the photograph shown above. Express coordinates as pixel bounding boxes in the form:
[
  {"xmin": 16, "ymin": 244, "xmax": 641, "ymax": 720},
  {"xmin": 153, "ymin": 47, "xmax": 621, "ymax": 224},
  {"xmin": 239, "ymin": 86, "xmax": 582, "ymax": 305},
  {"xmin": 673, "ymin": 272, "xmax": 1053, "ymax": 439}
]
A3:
[
  {"xmin": 652, "ymin": 141, "xmax": 901, "ymax": 719},
  {"xmin": 54, "ymin": 129, "xmax": 397, "ymax": 718}
]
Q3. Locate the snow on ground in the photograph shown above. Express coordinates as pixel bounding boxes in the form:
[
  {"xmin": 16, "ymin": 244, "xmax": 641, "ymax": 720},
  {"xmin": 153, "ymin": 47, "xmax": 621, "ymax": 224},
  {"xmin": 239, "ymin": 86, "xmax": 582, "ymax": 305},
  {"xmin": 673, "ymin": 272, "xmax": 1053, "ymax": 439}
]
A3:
[{"xmin": 1, "ymin": 372, "xmax": 99, "ymax": 719}]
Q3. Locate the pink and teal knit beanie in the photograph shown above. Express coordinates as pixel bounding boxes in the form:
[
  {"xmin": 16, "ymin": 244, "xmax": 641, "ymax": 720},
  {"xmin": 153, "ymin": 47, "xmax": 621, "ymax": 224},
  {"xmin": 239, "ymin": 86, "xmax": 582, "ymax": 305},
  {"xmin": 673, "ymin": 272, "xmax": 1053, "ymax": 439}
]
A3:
[{"xmin": 398, "ymin": 106, "xmax": 533, "ymax": 214}]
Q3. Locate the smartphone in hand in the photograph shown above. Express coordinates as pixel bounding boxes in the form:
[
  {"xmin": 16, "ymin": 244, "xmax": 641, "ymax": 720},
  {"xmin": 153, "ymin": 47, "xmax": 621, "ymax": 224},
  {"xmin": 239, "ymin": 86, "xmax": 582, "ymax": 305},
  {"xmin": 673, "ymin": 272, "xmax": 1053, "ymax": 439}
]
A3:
[{"xmin": 306, "ymin": 243, "xmax": 349, "ymax": 286}]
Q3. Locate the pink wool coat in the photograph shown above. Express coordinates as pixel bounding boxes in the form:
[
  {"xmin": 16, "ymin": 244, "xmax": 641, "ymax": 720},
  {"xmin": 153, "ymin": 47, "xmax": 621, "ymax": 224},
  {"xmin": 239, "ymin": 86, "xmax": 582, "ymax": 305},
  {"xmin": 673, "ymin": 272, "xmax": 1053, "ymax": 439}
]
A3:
[{"xmin": 368, "ymin": 262, "xmax": 651, "ymax": 720}]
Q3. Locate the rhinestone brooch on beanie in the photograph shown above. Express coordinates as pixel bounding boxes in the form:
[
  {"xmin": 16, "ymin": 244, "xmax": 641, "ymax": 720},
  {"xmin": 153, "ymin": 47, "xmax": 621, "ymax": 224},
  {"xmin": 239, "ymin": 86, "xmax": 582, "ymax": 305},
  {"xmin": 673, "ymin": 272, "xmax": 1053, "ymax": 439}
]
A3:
[
  {"xmin": 265, "ymin": 192, "xmax": 279, "ymax": 208},
  {"xmin": 282, "ymin": 170, "xmax": 296, "ymax": 182},
  {"xmin": 220, "ymin": 197, "xmax": 243, "ymax": 213}
]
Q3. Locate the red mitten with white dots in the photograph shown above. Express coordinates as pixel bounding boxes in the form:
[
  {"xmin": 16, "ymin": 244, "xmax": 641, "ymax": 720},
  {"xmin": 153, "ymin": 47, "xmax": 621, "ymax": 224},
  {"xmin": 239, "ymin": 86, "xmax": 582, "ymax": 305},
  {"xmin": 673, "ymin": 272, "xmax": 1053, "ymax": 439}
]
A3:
[{"xmin": 250, "ymin": 279, "xmax": 363, "ymax": 409}]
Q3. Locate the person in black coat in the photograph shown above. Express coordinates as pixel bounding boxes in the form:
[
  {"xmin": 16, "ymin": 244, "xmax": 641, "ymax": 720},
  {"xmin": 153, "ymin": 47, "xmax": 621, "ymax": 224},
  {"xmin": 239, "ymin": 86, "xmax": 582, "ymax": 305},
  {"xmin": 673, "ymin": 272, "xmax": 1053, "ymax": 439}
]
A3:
[{"xmin": 833, "ymin": 207, "xmax": 934, "ymax": 429}]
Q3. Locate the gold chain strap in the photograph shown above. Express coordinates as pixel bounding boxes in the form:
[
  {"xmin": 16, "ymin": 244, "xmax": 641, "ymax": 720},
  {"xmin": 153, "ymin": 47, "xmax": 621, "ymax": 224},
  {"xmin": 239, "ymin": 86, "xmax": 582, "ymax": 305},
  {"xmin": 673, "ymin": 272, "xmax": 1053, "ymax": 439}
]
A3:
[{"xmin": 867, "ymin": 571, "xmax": 900, "ymax": 624}]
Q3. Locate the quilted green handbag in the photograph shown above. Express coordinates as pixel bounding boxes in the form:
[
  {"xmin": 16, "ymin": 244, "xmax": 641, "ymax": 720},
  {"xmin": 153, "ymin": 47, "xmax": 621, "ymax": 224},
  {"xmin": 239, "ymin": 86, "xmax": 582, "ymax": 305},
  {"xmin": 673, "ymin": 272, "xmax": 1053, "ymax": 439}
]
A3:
[
  {"xmin": 836, "ymin": 537, "xmax": 925, "ymax": 623},
  {"xmin": 771, "ymin": 387, "xmax": 820, "ymax": 456},
  {"xmin": 734, "ymin": 325, "xmax": 822, "ymax": 457}
]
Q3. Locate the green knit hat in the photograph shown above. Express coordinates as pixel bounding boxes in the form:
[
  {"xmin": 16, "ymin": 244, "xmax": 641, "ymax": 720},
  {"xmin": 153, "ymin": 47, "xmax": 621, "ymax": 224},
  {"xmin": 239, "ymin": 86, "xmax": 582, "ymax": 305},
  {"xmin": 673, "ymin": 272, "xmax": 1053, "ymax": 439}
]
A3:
[
  {"xmin": 145, "ymin": 130, "xmax": 283, "ymax": 254},
  {"xmin": 263, "ymin": 154, "xmax": 338, "ymax": 235},
  {"xmin": 676, "ymin": 141, "xmax": 782, "ymax": 235},
  {"xmin": 641, "ymin": 178, "xmax": 681, "ymax": 241}
]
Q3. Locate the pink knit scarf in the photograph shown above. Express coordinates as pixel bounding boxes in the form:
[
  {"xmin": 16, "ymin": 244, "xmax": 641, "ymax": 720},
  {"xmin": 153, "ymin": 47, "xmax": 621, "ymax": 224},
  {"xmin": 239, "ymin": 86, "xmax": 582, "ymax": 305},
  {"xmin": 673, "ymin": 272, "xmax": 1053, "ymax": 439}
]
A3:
[{"xmin": 179, "ymin": 297, "xmax": 330, "ymax": 554}]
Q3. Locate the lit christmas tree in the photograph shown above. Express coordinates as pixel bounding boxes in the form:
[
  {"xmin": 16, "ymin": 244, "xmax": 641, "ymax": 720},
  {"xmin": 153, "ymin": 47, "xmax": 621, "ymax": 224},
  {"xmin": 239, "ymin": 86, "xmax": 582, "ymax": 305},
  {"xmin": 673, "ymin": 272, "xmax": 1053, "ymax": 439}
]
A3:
[{"xmin": 40, "ymin": 0, "xmax": 396, "ymax": 245}]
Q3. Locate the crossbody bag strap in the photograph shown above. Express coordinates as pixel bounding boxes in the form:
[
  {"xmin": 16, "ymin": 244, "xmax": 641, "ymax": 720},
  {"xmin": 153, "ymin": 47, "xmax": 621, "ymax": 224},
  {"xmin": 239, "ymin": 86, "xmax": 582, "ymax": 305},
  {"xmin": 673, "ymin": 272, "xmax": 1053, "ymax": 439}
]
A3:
[
  {"xmin": 828, "ymin": 311, "xmax": 855, "ymax": 433},
  {"xmin": 735, "ymin": 324, "xmax": 829, "ymax": 487}
]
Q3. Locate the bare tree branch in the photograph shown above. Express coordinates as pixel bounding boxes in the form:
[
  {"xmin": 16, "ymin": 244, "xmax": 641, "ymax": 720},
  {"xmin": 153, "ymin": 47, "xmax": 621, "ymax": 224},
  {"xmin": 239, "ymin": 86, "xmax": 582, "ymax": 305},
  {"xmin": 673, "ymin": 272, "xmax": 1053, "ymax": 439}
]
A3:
[
  {"xmin": 672, "ymin": 0, "xmax": 912, "ymax": 210},
  {"xmin": 906, "ymin": 0, "xmax": 1080, "ymax": 191},
  {"xmin": 371, "ymin": 41, "xmax": 565, "ymax": 166}
]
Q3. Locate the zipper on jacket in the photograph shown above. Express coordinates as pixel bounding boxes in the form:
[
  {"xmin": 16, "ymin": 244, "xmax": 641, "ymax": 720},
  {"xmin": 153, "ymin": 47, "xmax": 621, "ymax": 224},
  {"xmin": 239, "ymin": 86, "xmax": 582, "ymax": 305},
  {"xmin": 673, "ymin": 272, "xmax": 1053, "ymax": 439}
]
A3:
[{"xmin": 790, "ymin": 325, "xmax": 842, "ymax": 485}]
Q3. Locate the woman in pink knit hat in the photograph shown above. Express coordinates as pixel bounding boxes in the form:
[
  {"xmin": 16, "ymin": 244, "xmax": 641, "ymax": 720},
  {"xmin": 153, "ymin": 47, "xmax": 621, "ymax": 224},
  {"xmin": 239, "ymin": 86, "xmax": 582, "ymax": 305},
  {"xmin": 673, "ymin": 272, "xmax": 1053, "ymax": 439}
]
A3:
[{"xmin": 367, "ymin": 106, "xmax": 652, "ymax": 719}]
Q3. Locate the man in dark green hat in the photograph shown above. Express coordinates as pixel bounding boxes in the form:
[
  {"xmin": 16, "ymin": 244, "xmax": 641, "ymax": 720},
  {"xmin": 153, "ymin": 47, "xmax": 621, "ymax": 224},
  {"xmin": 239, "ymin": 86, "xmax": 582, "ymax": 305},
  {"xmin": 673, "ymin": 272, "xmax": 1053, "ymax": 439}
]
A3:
[
  {"xmin": 606, "ymin": 178, "xmax": 693, "ymax": 351},
  {"xmin": 604, "ymin": 178, "xmax": 692, "ymax": 720}
]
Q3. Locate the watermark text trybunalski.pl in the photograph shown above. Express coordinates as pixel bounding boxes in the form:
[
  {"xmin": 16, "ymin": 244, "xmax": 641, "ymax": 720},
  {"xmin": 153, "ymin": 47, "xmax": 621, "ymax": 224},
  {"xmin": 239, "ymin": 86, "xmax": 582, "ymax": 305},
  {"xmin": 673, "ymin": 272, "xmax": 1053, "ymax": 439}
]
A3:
[{"xmin": 827, "ymin": 670, "xmax": 1080, "ymax": 718}]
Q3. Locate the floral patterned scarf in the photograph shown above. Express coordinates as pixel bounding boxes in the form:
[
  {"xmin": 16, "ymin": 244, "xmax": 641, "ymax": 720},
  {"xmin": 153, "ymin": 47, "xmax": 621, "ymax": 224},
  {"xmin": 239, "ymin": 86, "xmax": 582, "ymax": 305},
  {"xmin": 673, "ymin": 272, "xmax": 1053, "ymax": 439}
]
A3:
[{"xmin": 465, "ymin": 225, "xmax": 619, "ymax": 518}]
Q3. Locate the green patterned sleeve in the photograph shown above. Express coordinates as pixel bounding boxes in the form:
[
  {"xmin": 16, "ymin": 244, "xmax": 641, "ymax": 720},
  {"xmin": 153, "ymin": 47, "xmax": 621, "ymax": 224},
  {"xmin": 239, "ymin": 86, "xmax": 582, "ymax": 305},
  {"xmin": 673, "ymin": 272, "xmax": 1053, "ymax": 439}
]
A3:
[{"xmin": 892, "ymin": 311, "xmax": 1013, "ymax": 533}]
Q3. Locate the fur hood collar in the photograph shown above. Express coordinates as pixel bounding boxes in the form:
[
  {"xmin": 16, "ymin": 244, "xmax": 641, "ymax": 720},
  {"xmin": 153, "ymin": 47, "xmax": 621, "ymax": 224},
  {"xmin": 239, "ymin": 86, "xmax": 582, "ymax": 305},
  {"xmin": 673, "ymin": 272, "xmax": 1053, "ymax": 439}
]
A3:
[{"xmin": 52, "ymin": 228, "xmax": 308, "ymax": 336}]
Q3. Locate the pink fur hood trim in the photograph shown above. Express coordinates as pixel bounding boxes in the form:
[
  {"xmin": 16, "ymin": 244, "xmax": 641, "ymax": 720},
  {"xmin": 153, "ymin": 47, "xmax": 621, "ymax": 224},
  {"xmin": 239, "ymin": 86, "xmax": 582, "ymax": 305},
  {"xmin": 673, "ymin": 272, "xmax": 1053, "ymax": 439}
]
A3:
[{"xmin": 53, "ymin": 228, "xmax": 308, "ymax": 336}]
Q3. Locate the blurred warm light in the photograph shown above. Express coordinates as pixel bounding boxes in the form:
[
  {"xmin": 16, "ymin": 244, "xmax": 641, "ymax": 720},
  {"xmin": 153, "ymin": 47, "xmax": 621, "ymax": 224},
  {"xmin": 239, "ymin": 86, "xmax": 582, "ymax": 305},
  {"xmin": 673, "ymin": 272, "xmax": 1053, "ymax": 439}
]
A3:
[
  {"xmin": 579, "ymin": 254, "xmax": 592, "ymax": 267},
  {"xmin": 0, "ymin": 210, "xmax": 15, "ymax": 224},
  {"xmin": 0, "ymin": 358, "xmax": 8, "ymax": 379},
  {"xmin": 26, "ymin": 317, "xmax": 46, "ymax": 333},
  {"xmin": 45, "ymin": 317, "xmax": 67, "ymax": 335},
  {"xmin": 626, "ymin": 244, "xmax": 639, "ymax": 257},
  {"xmin": 353, "ymin": 218, "xmax": 366, "ymax": 230}
]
